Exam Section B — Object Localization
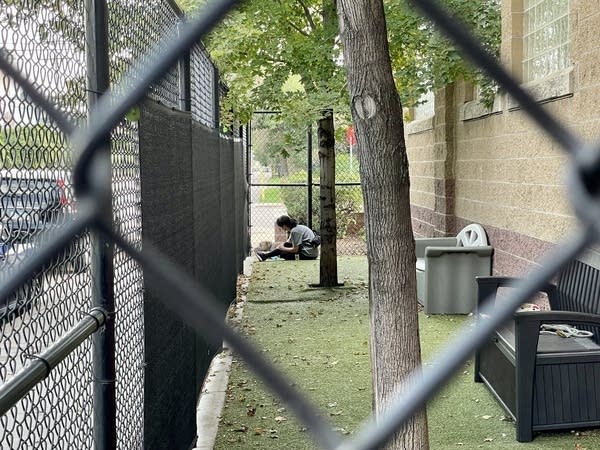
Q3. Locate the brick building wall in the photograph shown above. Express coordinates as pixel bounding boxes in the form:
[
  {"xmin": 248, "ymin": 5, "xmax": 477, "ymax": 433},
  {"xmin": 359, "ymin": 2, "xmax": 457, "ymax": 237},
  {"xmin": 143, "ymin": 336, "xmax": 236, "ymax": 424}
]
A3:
[{"xmin": 406, "ymin": 0, "xmax": 597, "ymax": 276}]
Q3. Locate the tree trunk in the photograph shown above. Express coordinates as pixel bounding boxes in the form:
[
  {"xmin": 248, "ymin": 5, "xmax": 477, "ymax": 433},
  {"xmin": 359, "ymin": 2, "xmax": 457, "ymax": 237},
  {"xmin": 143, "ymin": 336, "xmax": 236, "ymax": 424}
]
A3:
[
  {"xmin": 277, "ymin": 155, "xmax": 289, "ymax": 177},
  {"xmin": 318, "ymin": 109, "xmax": 340, "ymax": 287},
  {"xmin": 336, "ymin": 1, "xmax": 429, "ymax": 449}
]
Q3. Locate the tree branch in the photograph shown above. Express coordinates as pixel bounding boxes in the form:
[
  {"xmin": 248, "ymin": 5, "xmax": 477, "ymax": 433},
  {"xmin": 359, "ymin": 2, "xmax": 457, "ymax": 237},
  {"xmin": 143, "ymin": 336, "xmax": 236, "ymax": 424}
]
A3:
[
  {"xmin": 297, "ymin": 0, "xmax": 316, "ymax": 30},
  {"xmin": 286, "ymin": 18, "xmax": 310, "ymax": 37}
]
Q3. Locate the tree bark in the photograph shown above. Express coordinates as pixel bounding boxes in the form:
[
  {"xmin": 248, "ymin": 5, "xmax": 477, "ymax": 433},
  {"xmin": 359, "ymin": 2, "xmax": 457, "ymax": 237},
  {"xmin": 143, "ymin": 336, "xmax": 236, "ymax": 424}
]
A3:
[
  {"xmin": 336, "ymin": 1, "xmax": 429, "ymax": 449},
  {"xmin": 318, "ymin": 109, "xmax": 339, "ymax": 287}
]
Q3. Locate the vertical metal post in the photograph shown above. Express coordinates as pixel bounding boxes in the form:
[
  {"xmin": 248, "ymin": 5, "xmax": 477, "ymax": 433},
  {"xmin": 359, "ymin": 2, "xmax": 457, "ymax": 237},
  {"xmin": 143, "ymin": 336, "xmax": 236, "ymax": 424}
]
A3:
[
  {"xmin": 307, "ymin": 123, "xmax": 313, "ymax": 230},
  {"xmin": 213, "ymin": 66, "xmax": 221, "ymax": 130},
  {"xmin": 177, "ymin": 27, "xmax": 191, "ymax": 112},
  {"xmin": 246, "ymin": 120, "xmax": 253, "ymax": 252},
  {"xmin": 85, "ymin": 0, "xmax": 116, "ymax": 449}
]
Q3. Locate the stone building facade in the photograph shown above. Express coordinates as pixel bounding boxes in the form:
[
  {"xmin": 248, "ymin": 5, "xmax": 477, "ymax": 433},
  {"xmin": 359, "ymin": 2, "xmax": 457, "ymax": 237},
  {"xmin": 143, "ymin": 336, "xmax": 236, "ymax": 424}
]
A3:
[{"xmin": 405, "ymin": 0, "xmax": 597, "ymax": 276}]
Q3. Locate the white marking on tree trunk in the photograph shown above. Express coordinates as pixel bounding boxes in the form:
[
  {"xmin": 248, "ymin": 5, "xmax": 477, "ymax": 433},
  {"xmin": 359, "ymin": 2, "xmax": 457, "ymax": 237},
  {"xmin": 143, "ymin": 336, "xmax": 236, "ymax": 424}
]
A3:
[{"xmin": 353, "ymin": 95, "xmax": 376, "ymax": 120}]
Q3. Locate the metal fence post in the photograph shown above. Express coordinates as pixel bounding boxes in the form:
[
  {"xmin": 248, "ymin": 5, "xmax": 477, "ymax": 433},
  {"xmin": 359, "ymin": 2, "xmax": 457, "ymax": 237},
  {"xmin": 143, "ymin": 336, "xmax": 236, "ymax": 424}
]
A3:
[
  {"xmin": 247, "ymin": 120, "xmax": 253, "ymax": 251},
  {"xmin": 214, "ymin": 66, "xmax": 221, "ymax": 130},
  {"xmin": 85, "ymin": 0, "xmax": 117, "ymax": 448},
  {"xmin": 177, "ymin": 24, "xmax": 191, "ymax": 112},
  {"xmin": 307, "ymin": 123, "xmax": 313, "ymax": 229}
]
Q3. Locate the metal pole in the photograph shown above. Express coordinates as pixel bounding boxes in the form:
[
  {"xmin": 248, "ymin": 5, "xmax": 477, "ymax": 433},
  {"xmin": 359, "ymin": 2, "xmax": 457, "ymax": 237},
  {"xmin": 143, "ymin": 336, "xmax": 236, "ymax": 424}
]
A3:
[
  {"xmin": 0, "ymin": 308, "xmax": 107, "ymax": 417},
  {"xmin": 85, "ymin": 1, "xmax": 117, "ymax": 449},
  {"xmin": 307, "ymin": 123, "xmax": 313, "ymax": 229},
  {"xmin": 214, "ymin": 66, "xmax": 221, "ymax": 130},
  {"xmin": 177, "ymin": 24, "xmax": 191, "ymax": 112},
  {"xmin": 247, "ymin": 120, "xmax": 252, "ymax": 252}
]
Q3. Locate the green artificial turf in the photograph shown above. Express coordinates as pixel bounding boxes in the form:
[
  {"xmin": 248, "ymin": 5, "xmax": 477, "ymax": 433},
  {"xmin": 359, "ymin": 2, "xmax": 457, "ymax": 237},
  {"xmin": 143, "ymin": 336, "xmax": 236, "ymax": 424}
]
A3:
[{"xmin": 214, "ymin": 256, "xmax": 600, "ymax": 449}]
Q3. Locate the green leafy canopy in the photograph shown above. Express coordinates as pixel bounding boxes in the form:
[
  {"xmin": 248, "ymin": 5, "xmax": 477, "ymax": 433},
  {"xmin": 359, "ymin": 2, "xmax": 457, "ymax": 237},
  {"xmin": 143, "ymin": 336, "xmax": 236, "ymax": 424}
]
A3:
[{"xmin": 180, "ymin": 0, "xmax": 500, "ymax": 126}]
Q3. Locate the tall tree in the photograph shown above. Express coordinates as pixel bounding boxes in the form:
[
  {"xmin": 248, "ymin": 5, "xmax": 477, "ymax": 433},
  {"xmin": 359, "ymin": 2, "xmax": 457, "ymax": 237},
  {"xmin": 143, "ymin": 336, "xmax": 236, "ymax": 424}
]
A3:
[
  {"xmin": 194, "ymin": 0, "xmax": 500, "ymax": 443},
  {"xmin": 198, "ymin": 0, "xmax": 499, "ymax": 288},
  {"xmin": 207, "ymin": 0, "xmax": 344, "ymax": 286},
  {"xmin": 336, "ymin": 0, "xmax": 427, "ymax": 448},
  {"xmin": 204, "ymin": 0, "xmax": 345, "ymax": 124},
  {"xmin": 197, "ymin": 0, "xmax": 500, "ymax": 121}
]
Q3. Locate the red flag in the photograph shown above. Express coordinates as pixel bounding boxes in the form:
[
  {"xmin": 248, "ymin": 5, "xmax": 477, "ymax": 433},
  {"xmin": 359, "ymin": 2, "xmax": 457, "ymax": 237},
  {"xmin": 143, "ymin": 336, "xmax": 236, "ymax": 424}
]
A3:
[{"xmin": 345, "ymin": 126, "xmax": 356, "ymax": 146}]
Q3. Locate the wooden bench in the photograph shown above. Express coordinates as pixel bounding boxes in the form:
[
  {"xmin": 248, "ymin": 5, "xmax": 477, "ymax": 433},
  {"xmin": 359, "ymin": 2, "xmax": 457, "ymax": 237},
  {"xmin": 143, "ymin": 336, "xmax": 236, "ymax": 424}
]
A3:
[{"xmin": 474, "ymin": 257, "xmax": 600, "ymax": 442}]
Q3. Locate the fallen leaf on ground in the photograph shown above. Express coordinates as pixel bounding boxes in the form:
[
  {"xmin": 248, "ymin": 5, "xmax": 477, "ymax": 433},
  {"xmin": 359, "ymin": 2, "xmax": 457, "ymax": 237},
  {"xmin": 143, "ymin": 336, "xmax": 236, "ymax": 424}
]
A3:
[{"xmin": 274, "ymin": 416, "xmax": 287, "ymax": 423}]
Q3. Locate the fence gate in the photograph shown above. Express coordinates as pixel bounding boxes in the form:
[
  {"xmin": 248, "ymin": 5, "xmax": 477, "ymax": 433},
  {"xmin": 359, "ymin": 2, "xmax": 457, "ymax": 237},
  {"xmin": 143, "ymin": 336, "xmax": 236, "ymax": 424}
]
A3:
[{"xmin": 248, "ymin": 111, "xmax": 365, "ymax": 255}]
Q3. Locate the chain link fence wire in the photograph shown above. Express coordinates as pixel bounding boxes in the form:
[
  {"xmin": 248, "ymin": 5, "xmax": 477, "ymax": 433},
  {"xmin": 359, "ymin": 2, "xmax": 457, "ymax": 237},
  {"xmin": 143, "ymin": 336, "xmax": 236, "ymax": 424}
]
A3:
[
  {"xmin": 249, "ymin": 112, "xmax": 366, "ymax": 255},
  {"xmin": 0, "ymin": 1, "xmax": 94, "ymax": 448},
  {"xmin": 2, "ymin": 0, "xmax": 600, "ymax": 449},
  {"xmin": 0, "ymin": 0, "xmax": 224, "ymax": 448},
  {"xmin": 328, "ymin": 139, "xmax": 364, "ymax": 255},
  {"xmin": 190, "ymin": 43, "xmax": 218, "ymax": 127}
]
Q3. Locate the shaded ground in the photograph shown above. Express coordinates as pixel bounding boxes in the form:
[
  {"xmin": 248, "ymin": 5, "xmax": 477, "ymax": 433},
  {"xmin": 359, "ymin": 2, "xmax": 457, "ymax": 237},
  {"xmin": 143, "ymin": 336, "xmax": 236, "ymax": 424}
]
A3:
[{"xmin": 214, "ymin": 256, "xmax": 600, "ymax": 449}]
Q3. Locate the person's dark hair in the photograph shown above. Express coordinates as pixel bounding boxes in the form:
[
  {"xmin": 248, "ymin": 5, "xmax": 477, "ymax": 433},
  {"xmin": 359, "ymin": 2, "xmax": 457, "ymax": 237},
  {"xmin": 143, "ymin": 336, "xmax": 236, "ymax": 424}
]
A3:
[{"xmin": 276, "ymin": 215, "xmax": 297, "ymax": 229}]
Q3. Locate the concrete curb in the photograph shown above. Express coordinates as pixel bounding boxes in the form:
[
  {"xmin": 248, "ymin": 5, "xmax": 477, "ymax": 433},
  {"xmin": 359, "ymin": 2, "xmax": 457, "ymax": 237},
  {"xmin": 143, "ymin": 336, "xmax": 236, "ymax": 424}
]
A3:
[
  {"xmin": 193, "ymin": 344, "xmax": 234, "ymax": 449},
  {"xmin": 193, "ymin": 256, "xmax": 254, "ymax": 449}
]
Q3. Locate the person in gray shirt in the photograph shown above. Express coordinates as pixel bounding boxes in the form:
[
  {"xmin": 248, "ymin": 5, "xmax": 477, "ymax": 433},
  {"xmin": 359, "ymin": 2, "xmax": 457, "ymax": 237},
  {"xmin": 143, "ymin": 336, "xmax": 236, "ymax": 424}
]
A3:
[{"xmin": 256, "ymin": 215, "xmax": 319, "ymax": 261}]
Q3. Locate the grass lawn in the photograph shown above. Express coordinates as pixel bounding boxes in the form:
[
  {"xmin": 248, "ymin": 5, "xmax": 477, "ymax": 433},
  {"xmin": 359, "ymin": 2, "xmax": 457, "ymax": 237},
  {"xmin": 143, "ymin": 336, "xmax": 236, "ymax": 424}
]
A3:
[
  {"xmin": 260, "ymin": 187, "xmax": 283, "ymax": 203},
  {"xmin": 214, "ymin": 256, "xmax": 600, "ymax": 449}
]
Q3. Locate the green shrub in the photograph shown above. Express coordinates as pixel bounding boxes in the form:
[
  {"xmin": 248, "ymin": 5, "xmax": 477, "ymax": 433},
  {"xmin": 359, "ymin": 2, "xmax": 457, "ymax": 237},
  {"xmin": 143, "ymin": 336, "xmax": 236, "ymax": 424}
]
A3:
[
  {"xmin": 279, "ymin": 170, "xmax": 363, "ymax": 238},
  {"xmin": 260, "ymin": 187, "xmax": 283, "ymax": 203}
]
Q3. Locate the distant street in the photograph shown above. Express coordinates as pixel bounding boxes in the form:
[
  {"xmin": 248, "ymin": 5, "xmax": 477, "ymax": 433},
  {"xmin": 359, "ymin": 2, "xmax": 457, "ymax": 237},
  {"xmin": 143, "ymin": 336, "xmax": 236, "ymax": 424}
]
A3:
[{"xmin": 249, "ymin": 202, "xmax": 287, "ymax": 249}]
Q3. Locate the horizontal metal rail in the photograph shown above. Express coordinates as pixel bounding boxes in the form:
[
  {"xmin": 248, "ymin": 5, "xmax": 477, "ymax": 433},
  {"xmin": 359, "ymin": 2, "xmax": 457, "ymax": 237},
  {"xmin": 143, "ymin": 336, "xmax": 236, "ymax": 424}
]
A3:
[{"xmin": 0, "ymin": 307, "xmax": 108, "ymax": 417}]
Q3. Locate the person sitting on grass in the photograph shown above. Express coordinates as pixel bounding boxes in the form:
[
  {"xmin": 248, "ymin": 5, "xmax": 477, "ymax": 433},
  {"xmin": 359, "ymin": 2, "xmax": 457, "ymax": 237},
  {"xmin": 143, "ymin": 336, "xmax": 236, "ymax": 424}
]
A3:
[{"xmin": 256, "ymin": 215, "xmax": 319, "ymax": 261}]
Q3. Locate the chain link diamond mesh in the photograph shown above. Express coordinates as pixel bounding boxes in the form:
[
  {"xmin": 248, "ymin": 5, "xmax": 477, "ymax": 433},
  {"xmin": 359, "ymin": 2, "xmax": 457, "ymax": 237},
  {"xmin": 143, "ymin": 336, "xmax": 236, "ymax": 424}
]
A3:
[
  {"xmin": 0, "ymin": 0, "xmax": 187, "ymax": 447},
  {"xmin": 2, "ymin": 0, "xmax": 600, "ymax": 449},
  {"xmin": 0, "ymin": 1, "xmax": 93, "ymax": 447},
  {"xmin": 190, "ymin": 43, "xmax": 217, "ymax": 127}
]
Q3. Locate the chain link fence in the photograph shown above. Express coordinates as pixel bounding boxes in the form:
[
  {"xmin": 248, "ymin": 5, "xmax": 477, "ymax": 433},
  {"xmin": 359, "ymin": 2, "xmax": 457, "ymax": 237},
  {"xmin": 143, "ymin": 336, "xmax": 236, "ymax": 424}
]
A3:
[
  {"xmin": 249, "ymin": 112, "xmax": 365, "ymax": 255},
  {"xmin": 0, "ymin": 1, "xmax": 94, "ymax": 448},
  {"xmin": 2, "ymin": 0, "xmax": 600, "ymax": 449},
  {"xmin": 0, "ymin": 0, "xmax": 232, "ymax": 448}
]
